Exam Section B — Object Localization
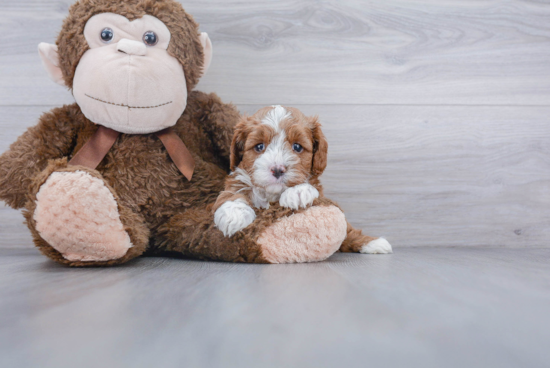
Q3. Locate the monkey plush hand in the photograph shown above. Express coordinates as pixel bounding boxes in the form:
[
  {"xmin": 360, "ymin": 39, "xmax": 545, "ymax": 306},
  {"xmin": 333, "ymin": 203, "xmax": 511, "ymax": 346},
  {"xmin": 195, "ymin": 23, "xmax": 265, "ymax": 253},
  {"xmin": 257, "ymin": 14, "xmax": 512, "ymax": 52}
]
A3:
[{"xmin": 0, "ymin": 0, "xmax": 369, "ymax": 266}]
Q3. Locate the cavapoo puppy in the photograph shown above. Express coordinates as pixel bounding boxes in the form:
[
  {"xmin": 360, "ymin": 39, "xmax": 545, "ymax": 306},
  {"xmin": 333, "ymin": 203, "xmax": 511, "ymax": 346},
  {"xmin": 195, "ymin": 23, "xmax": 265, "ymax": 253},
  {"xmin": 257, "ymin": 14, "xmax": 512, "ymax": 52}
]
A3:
[{"xmin": 213, "ymin": 105, "xmax": 392, "ymax": 254}]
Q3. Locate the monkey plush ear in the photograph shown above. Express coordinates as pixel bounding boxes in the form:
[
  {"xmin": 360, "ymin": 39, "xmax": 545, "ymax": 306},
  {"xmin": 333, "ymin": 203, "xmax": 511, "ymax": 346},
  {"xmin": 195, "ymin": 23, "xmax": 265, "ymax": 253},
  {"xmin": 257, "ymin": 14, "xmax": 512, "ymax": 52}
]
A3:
[
  {"xmin": 199, "ymin": 32, "xmax": 213, "ymax": 77},
  {"xmin": 38, "ymin": 43, "xmax": 65, "ymax": 87}
]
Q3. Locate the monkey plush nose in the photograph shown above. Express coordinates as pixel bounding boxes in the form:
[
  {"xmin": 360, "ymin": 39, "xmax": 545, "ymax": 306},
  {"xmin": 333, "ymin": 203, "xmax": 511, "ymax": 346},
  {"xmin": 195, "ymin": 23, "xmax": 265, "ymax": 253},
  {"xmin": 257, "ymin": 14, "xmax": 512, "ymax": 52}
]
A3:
[{"xmin": 117, "ymin": 39, "xmax": 147, "ymax": 56}]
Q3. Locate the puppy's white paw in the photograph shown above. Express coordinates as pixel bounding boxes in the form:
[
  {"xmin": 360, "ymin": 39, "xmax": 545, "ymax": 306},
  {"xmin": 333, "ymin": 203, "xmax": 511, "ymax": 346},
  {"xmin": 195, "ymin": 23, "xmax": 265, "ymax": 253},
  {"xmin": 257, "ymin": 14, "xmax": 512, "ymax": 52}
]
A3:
[
  {"xmin": 360, "ymin": 238, "xmax": 393, "ymax": 254},
  {"xmin": 214, "ymin": 199, "xmax": 256, "ymax": 237},
  {"xmin": 279, "ymin": 183, "xmax": 319, "ymax": 210}
]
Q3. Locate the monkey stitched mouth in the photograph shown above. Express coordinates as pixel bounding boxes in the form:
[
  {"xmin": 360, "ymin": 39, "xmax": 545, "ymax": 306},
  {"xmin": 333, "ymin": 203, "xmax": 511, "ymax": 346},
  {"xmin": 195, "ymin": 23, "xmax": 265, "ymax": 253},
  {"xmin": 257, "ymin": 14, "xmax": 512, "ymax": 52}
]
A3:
[{"xmin": 85, "ymin": 94, "xmax": 173, "ymax": 109}]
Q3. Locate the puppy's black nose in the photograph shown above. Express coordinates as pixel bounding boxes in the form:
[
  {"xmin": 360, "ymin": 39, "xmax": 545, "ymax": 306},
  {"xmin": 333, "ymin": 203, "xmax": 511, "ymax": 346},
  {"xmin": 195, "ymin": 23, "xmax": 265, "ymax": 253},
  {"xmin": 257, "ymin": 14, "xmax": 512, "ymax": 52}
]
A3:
[{"xmin": 271, "ymin": 167, "xmax": 285, "ymax": 179}]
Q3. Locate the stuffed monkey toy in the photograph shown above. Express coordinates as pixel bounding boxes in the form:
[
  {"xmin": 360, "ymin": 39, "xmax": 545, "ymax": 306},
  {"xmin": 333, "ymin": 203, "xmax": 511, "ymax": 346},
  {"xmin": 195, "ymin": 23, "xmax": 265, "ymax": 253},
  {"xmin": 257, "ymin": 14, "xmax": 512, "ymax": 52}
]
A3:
[{"xmin": 0, "ymin": 0, "xmax": 390, "ymax": 266}]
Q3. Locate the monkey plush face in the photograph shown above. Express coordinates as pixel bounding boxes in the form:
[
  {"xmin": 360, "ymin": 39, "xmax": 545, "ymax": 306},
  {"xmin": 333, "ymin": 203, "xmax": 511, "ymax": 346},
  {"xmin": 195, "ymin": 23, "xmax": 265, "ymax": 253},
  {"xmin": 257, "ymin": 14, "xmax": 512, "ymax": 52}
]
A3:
[
  {"xmin": 38, "ymin": 0, "xmax": 212, "ymax": 134},
  {"xmin": 73, "ymin": 13, "xmax": 187, "ymax": 134}
]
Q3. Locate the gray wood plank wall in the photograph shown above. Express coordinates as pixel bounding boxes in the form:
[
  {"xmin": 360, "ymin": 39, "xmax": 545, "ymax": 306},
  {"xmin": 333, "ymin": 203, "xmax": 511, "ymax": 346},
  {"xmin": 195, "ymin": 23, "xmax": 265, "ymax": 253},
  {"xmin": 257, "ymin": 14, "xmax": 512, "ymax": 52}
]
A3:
[{"xmin": 0, "ymin": 0, "xmax": 548, "ymax": 248}]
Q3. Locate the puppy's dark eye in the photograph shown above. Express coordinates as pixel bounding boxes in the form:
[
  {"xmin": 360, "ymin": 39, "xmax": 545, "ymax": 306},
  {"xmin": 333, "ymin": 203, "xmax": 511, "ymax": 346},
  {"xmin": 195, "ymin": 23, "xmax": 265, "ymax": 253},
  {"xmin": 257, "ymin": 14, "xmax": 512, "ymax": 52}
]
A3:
[
  {"xmin": 293, "ymin": 143, "xmax": 303, "ymax": 153},
  {"xmin": 143, "ymin": 31, "xmax": 158, "ymax": 46},
  {"xmin": 100, "ymin": 27, "xmax": 114, "ymax": 43},
  {"xmin": 254, "ymin": 143, "xmax": 265, "ymax": 153}
]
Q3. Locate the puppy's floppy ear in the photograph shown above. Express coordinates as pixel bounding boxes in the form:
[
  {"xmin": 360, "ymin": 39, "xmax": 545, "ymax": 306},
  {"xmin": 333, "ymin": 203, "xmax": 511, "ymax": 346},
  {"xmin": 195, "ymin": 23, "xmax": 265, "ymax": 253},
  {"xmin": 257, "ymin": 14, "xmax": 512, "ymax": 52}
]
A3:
[
  {"xmin": 309, "ymin": 116, "xmax": 328, "ymax": 177},
  {"xmin": 230, "ymin": 115, "xmax": 254, "ymax": 171}
]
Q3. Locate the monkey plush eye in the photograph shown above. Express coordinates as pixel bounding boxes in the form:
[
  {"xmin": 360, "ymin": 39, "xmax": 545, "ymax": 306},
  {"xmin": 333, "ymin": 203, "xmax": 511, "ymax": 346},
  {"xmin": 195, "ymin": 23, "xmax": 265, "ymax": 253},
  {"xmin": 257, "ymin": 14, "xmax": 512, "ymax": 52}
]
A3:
[
  {"xmin": 254, "ymin": 143, "xmax": 265, "ymax": 153},
  {"xmin": 143, "ymin": 31, "xmax": 158, "ymax": 46},
  {"xmin": 100, "ymin": 27, "xmax": 114, "ymax": 43},
  {"xmin": 292, "ymin": 143, "xmax": 303, "ymax": 153}
]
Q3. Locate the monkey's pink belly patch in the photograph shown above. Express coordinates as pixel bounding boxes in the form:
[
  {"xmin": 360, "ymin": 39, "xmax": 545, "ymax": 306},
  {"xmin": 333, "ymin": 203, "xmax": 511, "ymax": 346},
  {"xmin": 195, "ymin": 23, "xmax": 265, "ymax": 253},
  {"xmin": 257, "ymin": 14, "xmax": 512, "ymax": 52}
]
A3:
[
  {"xmin": 258, "ymin": 205, "xmax": 347, "ymax": 264},
  {"xmin": 34, "ymin": 171, "xmax": 132, "ymax": 262}
]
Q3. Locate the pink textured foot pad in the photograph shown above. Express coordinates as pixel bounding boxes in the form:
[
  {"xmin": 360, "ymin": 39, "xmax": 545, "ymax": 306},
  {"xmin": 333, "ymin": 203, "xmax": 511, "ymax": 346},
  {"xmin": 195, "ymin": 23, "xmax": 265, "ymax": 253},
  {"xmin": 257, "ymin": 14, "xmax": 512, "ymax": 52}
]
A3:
[
  {"xmin": 258, "ymin": 205, "xmax": 347, "ymax": 264},
  {"xmin": 34, "ymin": 171, "xmax": 132, "ymax": 262}
]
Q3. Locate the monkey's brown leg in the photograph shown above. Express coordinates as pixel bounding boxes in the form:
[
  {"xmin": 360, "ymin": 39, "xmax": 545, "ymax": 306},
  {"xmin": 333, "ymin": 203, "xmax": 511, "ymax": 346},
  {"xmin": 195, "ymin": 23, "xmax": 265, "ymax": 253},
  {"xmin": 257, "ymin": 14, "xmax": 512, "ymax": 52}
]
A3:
[
  {"xmin": 155, "ymin": 197, "xmax": 349, "ymax": 264},
  {"xmin": 339, "ymin": 222, "xmax": 393, "ymax": 254},
  {"xmin": 154, "ymin": 205, "xmax": 267, "ymax": 263},
  {"xmin": 23, "ymin": 159, "xmax": 149, "ymax": 267}
]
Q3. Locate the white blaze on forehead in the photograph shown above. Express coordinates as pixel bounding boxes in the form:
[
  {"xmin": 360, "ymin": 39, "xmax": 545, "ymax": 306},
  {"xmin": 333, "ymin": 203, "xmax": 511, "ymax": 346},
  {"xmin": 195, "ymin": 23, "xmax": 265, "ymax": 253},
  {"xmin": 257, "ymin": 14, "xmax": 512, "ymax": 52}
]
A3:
[{"xmin": 261, "ymin": 105, "xmax": 291, "ymax": 131}]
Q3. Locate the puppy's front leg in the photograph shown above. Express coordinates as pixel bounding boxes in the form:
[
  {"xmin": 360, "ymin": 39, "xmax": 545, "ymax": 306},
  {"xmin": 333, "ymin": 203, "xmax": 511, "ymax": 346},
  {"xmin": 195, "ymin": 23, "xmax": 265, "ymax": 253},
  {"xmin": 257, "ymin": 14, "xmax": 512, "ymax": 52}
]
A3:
[
  {"xmin": 279, "ymin": 183, "xmax": 319, "ymax": 210},
  {"xmin": 214, "ymin": 197, "xmax": 256, "ymax": 237}
]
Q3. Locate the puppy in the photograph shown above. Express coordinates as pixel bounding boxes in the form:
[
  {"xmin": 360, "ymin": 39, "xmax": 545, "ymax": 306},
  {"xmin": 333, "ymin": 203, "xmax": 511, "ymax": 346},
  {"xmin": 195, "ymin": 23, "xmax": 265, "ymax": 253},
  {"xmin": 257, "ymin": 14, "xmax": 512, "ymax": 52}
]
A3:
[{"xmin": 213, "ymin": 105, "xmax": 392, "ymax": 254}]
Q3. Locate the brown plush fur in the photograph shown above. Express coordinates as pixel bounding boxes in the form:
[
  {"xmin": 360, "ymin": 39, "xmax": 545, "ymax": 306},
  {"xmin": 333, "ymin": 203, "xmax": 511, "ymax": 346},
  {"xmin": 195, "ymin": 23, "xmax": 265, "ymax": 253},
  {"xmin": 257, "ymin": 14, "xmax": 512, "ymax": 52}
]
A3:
[{"xmin": 0, "ymin": 89, "xmax": 240, "ymax": 266}]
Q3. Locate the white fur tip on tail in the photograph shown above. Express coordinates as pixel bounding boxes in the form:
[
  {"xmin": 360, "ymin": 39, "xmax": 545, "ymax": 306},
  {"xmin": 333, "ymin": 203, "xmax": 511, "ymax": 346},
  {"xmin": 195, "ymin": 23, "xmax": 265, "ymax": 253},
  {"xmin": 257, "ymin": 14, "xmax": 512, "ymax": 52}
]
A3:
[{"xmin": 360, "ymin": 238, "xmax": 393, "ymax": 254}]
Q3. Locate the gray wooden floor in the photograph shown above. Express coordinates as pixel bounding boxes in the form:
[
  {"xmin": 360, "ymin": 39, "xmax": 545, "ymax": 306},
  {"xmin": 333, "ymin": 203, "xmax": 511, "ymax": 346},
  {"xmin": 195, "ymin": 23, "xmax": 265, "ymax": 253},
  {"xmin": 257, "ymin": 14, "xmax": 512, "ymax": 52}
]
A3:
[
  {"xmin": 1, "ymin": 1, "xmax": 550, "ymax": 367},
  {"xmin": 1, "ymin": 247, "xmax": 549, "ymax": 368}
]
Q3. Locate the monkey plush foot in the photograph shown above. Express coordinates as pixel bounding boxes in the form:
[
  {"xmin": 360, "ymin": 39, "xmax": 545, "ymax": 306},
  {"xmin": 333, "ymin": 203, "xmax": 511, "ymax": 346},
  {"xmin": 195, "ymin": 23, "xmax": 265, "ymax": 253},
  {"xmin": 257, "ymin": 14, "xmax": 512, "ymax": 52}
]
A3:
[
  {"xmin": 257, "ymin": 205, "xmax": 347, "ymax": 263},
  {"xmin": 33, "ymin": 171, "xmax": 132, "ymax": 262}
]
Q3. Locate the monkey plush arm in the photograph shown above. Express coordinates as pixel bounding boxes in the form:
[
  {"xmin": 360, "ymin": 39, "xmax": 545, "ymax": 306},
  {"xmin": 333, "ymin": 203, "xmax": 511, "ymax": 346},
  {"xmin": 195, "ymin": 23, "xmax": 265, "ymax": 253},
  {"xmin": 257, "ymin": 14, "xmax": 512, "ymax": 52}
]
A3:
[
  {"xmin": 0, "ymin": 106, "xmax": 77, "ymax": 209},
  {"xmin": 186, "ymin": 91, "xmax": 240, "ymax": 165}
]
